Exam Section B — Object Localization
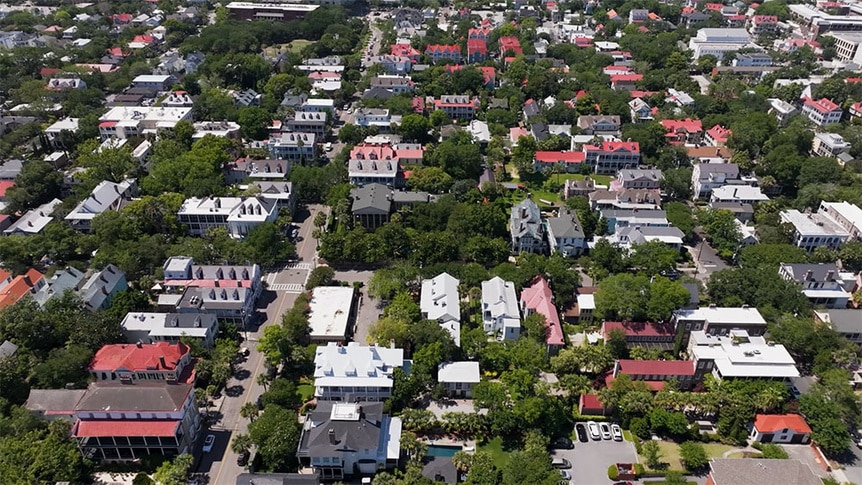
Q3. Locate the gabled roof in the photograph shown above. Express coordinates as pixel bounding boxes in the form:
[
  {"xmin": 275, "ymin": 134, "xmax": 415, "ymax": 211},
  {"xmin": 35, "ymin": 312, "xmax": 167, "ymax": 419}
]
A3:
[
  {"xmin": 661, "ymin": 118, "xmax": 703, "ymax": 133},
  {"xmin": 535, "ymin": 151, "xmax": 586, "ymax": 164},
  {"xmin": 520, "ymin": 276, "xmax": 564, "ymax": 346},
  {"xmin": 482, "ymin": 277, "xmax": 519, "ymax": 320},
  {"xmin": 753, "ymin": 414, "xmax": 812, "ymax": 433},
  {"xmin": 89, "ymin": 342, "xmax": 189, "ymax": 373},
  {"xmin": 602, "ymin": 321, "xmax": 675, "ymax": 339},
  {"xmin": 420, "ymin": 273, "xmax": 460, "ymax": 323},
  {"xmin": 617, "ymin": 359, "xmax": 695, "ymax": 376},
  {"xmin": 0, "ymin": 269, "xmax": 44, "ymax": 310},
  {"xmin": 75, "ymin": 381, "xmax": 192, "ymax": 412},
  {"xmin": 802, "ymin": 97, "xmax": 840, "ymax": 113}
]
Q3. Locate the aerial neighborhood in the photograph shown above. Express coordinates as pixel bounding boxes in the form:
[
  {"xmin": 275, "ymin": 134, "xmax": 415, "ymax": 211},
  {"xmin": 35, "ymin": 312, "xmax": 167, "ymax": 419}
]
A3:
[{"xmin": 1, "ymin": 0, "xmax": 862, "ymax": 484}]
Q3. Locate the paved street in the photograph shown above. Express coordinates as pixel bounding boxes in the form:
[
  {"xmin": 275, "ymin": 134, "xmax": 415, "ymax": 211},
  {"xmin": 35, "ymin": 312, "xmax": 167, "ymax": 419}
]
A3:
[
  {"xmin": 553, "ymin": 431, "xmax": 638, "ymax": 485},
  {"xmin": 199, "ymin": 205, "xmax": 325, "ymax": 485}
]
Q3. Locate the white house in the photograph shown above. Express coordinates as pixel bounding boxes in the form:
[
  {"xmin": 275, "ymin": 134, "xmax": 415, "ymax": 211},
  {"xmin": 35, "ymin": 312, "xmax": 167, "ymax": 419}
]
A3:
[
  {"xmin": 481, "ymin": 277, "xmax": 521, "ymax": 341},
  {"xmin": 120, "ymin": 312, "xmax": 219, "ymax": 347},
  {"xmin": 691, "ymin": 163, "xmax": 740, "ymax": 200},
  {"xmin": 313, "ymin": 342, "xmax": 404, "ymax": 401},
  {"xmin": 749, "ymin": 414, "xmax": 811, "ymax": 444},
  {"xmin": 65, "ymin": 180, "xmax": 137, "ymax": 232},
  {"xmin": 780, "ymin": 209, "xmax": 849, "ymax": 252},
  {"xmin": 689, "ymin": 329, "xmax": 800, "ymax": 381},
  {"xmin": 308, "ymin": 286, "xmax": 354, "ymax": 344},
  {"xmin": 709, "ymin": 185, "xmax": 769, "ymax": 205},
  {"xmin": 812, "ymin": 132, "xmax": 851, "ymax": 159},
  {"xmin": 688, "ymin": 28, "xmax": 752, "ymax": 60},
  {"xmin": 778, "ymin": 263, "xmax": 852, "ymax": 309},
  {"xmin": 437, "ymin": 361, "xmax": 480, "ymax": 398},
  {"xmin": 546, "ymin": 207, "xmax": 586, "ymax": 257},
  {"xmin": 98, "ymin": 107, "xmax": 193, "ymax": 140},
  {"xmin": 177, "ymin": 196, "xmax": 278, "ymax": 239},
  {"xmin": 4, "ymin": 198, "xmax": 61, "ymax": 236},
  {"xmin": 420, "ymin": 273, "xmax": 461, "ymax": 346}
]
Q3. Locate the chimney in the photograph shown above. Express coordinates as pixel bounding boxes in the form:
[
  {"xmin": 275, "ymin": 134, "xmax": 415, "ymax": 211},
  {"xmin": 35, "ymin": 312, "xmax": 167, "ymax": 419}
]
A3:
[
  {"xmin": 328, "ymin": 428, "xmax": 336, "ymax": 445},
  {"xmin": 389, "ymin": 339, "xmax": 395, "ymax": 349},
  {"xmin": 136, "ymin": 340, "xmax": 143, "ymax": 348},
  {"xmin": 733, "ymin": 188, "xmax": 738, "ymax": 199},
  {"xmin": 158, "ymin": 356, "xmax": 167, "ymax": 368}
]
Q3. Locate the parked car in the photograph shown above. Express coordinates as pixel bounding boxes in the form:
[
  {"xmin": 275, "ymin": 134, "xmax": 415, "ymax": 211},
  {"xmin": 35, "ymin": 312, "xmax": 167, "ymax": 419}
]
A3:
[
  {"xmin": 587, "ymin": 421, "xmax": 601, "ymax": 440},
  {"xmin": 237, "ymin": 450, "xmax": 250, "ymax": 466},
  {"xmin": 551, "ymin": 437, "xmax": 574, "ymax": 449},
  {"xmin": 575, "ymin": 423, "xmax": 588, "ymax": 443},
  {"xmin": 600, "ymin": 422, "xmax": 612, "ymax": 440},
  {"xmin": 202, "ymin": 434, "xmax": 215, "ymax": 453},
  {"xmin": 559, "ymin": 470, "xmax": 572, "ymax": 481},
  {"xmin": 611, "ymin": 424, "xmax": 623, "ymax": 441},
  {"xmin": 239, "ymin": 347, "xmax": 250, "ymax": 357},
  {"xmin": 551, "ymin": 457, "xmax": 572, "ymax": 469},
  {"xmin": 324, "ymin": 142, "xmax": 333, "ymax": 152}
]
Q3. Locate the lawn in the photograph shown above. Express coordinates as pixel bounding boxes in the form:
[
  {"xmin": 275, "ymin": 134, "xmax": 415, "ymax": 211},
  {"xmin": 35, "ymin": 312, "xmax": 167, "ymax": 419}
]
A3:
[
  {"xmin": 297, "ymin": 383, "xmax": 315, "ymax": 402},
  {"xmin": 263, "ymin": 39, "xmax": 312, "ymax": 57},
  {"xmin": 641, "ymin": 441, "xmax": 734, "ymax": 472},
  {"xmin": 478, "ymin": 437, "xmax": 510, "ymax": 469}
]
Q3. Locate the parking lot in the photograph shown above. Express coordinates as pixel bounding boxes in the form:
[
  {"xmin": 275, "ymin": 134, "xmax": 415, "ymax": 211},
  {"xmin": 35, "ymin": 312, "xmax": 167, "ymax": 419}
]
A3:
[{"xmin": 552, "ymin": 423, "xmax": 638, "ymax": 485}]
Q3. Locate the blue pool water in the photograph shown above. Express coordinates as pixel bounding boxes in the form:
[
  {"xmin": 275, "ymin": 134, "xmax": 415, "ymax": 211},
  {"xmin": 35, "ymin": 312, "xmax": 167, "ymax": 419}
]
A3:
[{"xmin": 426, "ymin": 444, "xmax": 462, "ymax": 457}]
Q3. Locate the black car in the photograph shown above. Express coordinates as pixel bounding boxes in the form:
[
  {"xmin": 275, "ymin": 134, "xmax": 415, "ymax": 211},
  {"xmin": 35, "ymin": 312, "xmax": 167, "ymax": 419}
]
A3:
[
  {"xmin": 237, "ymin": 450, "xmax": 250, "ymax": 466},
  {"xmin": 551, "ymin": 437, "xmax": 574, "ymax": 449},
  {"xmin": 575, "ymin": 423, "xmax": 588, "ymax": 443},
  {"xmin": 659, "ymin": 269, "xmax": 681, "ymax": 280}
]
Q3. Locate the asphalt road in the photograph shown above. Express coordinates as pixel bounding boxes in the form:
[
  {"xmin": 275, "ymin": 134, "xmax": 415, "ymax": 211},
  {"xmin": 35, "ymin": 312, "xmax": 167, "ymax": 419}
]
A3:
[{"xmin": 199, "ymin": 205, "xmax": 325, "ymax": 485}]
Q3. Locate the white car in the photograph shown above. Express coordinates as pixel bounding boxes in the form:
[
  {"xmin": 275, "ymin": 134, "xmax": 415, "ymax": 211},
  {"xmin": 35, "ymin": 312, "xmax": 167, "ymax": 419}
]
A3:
[
  {"xmin": 560, "ymin": 470, "xmax": 572, "ymax": 481},
  {"xmin": 611, "ymin": 424, "xmax": 623, "ymax": 441},
  {"xmin": 600, "ymin": 422, "xmax": 612, "ymax": 440},
  {"xmin": 202, "ymin": 434, "xmax": 215, "ymax": 453},
  {"xmin": 587, "ymin": 421, "xmax": 601, "ymax": 440},
  {"xmin": 324, "ymin": 142, "xmax": 333, "ymax": 152}
]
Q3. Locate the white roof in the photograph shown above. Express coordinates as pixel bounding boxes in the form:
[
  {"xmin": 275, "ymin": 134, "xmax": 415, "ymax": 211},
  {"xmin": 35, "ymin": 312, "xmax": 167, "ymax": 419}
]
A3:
[
  {"xmin": 420, "ymin": 273, "xmax": 460, "ymax": 323},
  {"xmin": 65, "ymin": 179, "xmax": 135, "ymax": 221},
  {"xmin": 178, "ymin": 196, "xmax": 240, "ymax": 216},
  {"xmin": 437, "ymin": 361, "xmax": 480, "ymax": 384},
  {"xmin": 691, "ymin": 331, "xmax": 799, "ymax": 378},
  {"xmin": 308, "ymin": 286, "xmax": 354, "ymax": 339},
  {"xmin": 303, "ymin": 98, "xmax": 335, "ymax": 107},
  {"xmin": 482, "ymin": 277, "xmax": 520, "ymax": 320},
  {"xmin": 386, "ymin": 417, "xmax": 402, "ymax": 461},
  {"xmin": 780, "ymin": 210, "xmax": 849, "ymax": 237},
  {"xmin": 802, "ymin": 288, "xmax": 850, "ymax": 299},
  {"xmin": 100, "ymin": 106, "xmax": 192, "ymax": 123},
  {"xmin": 711, "ymin": 185, "xmax": 769, "ymax": 202},
  {"xmin": 4, "ymin": 198, "xmax": 61, "ymax": 235},
  {"xmin": 120, "ymin": 312, "xmax": 216, "ymax": 338},
  {"xmin": 577, "ymin": 293, "xmax": 595, "ymax": 310},
  {"xmin": 45, "ymin": 117, "xmax": 79, "ymax": 133},
  {"xmin": 314, "ymin": 342, "xmax": 403, "ymax": 384},
  {"xmin": 675, "ymin": 306, "xmax": 767, "ymax": 325},
  {"xmin": 820, "ymin": 201, "xmax": 862, "ymax": 232},
  {"xmin": 132, "ymin": 74, "xmax": 171, "ymax": 84}
]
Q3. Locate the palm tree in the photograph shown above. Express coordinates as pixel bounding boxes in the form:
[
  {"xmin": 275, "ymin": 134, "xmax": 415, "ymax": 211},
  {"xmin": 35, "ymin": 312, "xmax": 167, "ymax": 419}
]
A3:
[
  {"xmin": 240, "ymin": 402, "xmax": 259, "ymax": 422},
  {"xmin": 231, "ymin": 433, "xmax": 253, "ymax": 456},
  {"xmin": 400, "ymin": 431, "xmax": 428, "ymax": 462},
  {"xmin": 452, "ymin": 451, "xmax": 473, "ymax": 472},
  {"xmin": 256, "ymin": 372, "xmax": 271, "ymax": 392}
]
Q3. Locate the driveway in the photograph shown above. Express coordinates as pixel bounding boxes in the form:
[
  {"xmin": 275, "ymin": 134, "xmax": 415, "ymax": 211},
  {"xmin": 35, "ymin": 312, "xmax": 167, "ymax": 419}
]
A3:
[
  {"xmin": 553, "ymin": 431, "xmax": 638, "ymax": 485},
  {"xmin": 685, "ymin": 230, "xmax": 729, "ymax": 283},
  {"xmin": 835, "ymin": 443, "xmax": 862, "ymax": 484},
  {"xmin": 332, "ymin": 269, "xmax": 377, "ymax": 343}
]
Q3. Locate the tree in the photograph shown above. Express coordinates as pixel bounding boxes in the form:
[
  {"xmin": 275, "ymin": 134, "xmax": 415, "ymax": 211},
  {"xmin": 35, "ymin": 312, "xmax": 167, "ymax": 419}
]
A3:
[
  {"xmin": 647, "ymin": 277, "xmax": 690, "ymax": 322},
  {"xmin": 76, "ymin": 139, "xmax": 137, "ymax": 185},
  {"xmin": 243, "ymin": 223, "xmax": 293, "ymax": 267},
  {"xmin": 153, "ymin": 453, "xmax": 194, "ymax": 485},
  {"xmin": 759, "ymin": 443, "xmax": 788, "ymax": 459},
  {"xmin": 739, "ymin": 244, "xmax": 808, "ymax": 270},
  {"xmin": 607, "ymin": 328, "xmax": 629, "ymax": 359},
  {"xmin": 511, "ymin": 136, "xmax": 538, "ymax": 177},
  {"xmin": 464, "ymin": 451, "xmax": 500, "ymax": 485},
  {"xmin": 240, "ymin": 402, "xmax": 260, "ymax": 422},
  {"xmin": 839, "ymin": 240, "xmax": 862, "ymax": 272},
  {"xmin": 247, "ymin": 405, "xmax": 302, "ymax": 471},
  {"xmin": 238, "ymin": 106, "xmax": 271, "ymax": 140},
  {"xmin": 663, "ymin": 471, "xmax": 688, "ymax": 485},
  {"xmin": 679, "ymin": 441, "xmax": 709, "ymax": 471},
  {"xmin": 400, "ymin": 431, "xmax": 428, "ymax": 462},
  {"xmin": 641, "ymin": 440, "xmax": 662, "ymax": 468},
  {"xmin": 594, "ymin": 273, "xmax": 649, "ymax": 321},
  {"xmin": 305, "ymin": 266, "xmax": 335, "ymax": 290},
  {"xmin": 407, "ymin": 166, "xmax": 454, "ymax": 193},
  {"xmin": 629, "ymin": 240, "xmax": 680, "ymax": 276},
  {"xmin": 5, "ymin": 160, "xmax": 63, "ymax": 213},
  {"xmin": 698, "ymin": 208, "xmax": 741, "ymax": 260},
  {"xmin": 399, "ymin": 113, "xmax": 432, "ymax": 142},
  {"xmin": 231, "ymin": 433, "xmax": 253, "ymax": 456}
]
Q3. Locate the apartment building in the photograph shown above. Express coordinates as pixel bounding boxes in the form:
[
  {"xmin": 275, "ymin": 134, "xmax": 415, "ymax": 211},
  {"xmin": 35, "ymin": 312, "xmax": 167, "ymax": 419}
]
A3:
[
  {"xmin": 780, "ymin": 209, "xmax": 850, "ymax": 252},
  {"xmin": 285, "ymin": 111, "xmax": 327, "ymax": 135},
  {"xmin": 176, "ymin": 196, "xmax": 278, "ymax": 238},
  {"xmin": 266, "ymin": 132, "xmax": 316, "ymax": 161},
  {"xmin": 432, "ymin": 95, "xmax": 481, "ymax": 120},
  {"xmin": 98, "ymin": 107, "xmax": 193, "ymax": 140},
  {"xmin": 583, "ymin": 141, "xmax": 641, "ymax": 175},
  {"xmin": 312, "ymin": 342, "xmax": 404, "ymax": 401},
  {"xmin": 672, "ymin": 306, "xmax": 768, "ymax": 347}
]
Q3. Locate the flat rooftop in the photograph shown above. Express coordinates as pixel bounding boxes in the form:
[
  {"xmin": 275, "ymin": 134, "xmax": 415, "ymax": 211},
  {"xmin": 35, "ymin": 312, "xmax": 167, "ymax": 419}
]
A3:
[{"xmin": 308, "ymin": 286, "xmax": 354, "ymax": 340}]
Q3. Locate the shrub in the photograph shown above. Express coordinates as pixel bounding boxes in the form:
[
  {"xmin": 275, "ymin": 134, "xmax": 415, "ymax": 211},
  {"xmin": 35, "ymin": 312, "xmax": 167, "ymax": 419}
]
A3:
[
  {"xmin": 760, "ymin": 443, "xmax": 789, "ymax": 459},
  {"xmin": 634, "ymin": 463, "xmax": 646, "ymax": 476},
  {"xmin": 679, "ymin": 441, "xmax": 709, "ymax": 471},
  {"xmin": 608, "ymin": 464, "xmax": 619, "ymax": 480}
]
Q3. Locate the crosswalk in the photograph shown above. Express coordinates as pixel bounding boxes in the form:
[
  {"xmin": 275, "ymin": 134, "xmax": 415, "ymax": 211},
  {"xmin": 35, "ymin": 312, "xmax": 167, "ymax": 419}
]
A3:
[
  {"xmin": 285, "ymin": 262, "xmax": 313, "ymax": 270},
  {"xmin": 269, "ymin": 283, "xmax": 305, "ymax": 293}
]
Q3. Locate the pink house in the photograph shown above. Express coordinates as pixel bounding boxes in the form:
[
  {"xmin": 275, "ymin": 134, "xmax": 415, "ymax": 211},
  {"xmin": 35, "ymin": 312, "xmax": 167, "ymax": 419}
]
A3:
[{"xmin": 520, "ymin": 276, "xmax": 565, "ymax": 352}]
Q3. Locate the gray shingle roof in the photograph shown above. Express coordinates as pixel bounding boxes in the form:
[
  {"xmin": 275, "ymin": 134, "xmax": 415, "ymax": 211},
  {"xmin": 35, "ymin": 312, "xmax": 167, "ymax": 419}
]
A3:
[
  {"xmin": 779, "ymin": 263, "xmax": 840, "ymax": 282},
  {"xmin": 75, "ymin": 382, "xmax": 192, "ymax": 412},
  {"xmin": 300, "ymin": 401, "xmax": 385, "ymax": 456},
  {"xmin": 351, "ymin": 184, "xmax": 393, "ymax": 214},
  {"xmin": 817, "ymin": 309, "xmax": 862, "ymax": 335},
  {"xmin": 709, "ymin": 458, "xmax": 821, "ymax": 485},
  {"xmin": 547, "ymin": 207, "xmax": 585, "ymax": 239}
]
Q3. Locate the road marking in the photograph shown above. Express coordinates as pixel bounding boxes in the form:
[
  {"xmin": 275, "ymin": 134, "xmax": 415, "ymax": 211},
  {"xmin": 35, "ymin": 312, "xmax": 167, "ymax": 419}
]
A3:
[
  {"xmin": 284, "ymin": 262, "xmax": 312, "ymax": 271},
  {"xmin": 269, "ymin": 283, "xmax": 304, "ymax": 292}
]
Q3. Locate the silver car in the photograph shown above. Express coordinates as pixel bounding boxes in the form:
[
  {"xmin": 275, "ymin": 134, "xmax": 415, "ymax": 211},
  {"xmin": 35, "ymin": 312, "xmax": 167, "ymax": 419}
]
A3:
[
  {"xmin": 600, "ymin": 422, "xmax": 612, "ymax": 440},
  {"xmin": 611, "ymin": 424, "xmax": 623, "ymax": 441},
  {"xmin": 587, "ymin": 421, "xmax": 601, "ymax": 440}
]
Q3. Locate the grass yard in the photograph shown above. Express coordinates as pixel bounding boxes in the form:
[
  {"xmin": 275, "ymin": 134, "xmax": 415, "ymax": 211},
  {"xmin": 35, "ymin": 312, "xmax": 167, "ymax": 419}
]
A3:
[
  {"xmin": 725, "ymin": 451, "xmax": 763, "ymax": 459},
  {"xmin": 641, "ymin": 441, "xmax": 734, "ymax": 472},
  {"xmin": 478, "ymin": 437, "xmax": 510, "ymax": 469},
  {"xmin": 263, "ymin": 39, "xmax": 312, "ymax": 57},
  {"xmin": 297, "ymin": 383, "xmax": 315, "ymax": 402}
]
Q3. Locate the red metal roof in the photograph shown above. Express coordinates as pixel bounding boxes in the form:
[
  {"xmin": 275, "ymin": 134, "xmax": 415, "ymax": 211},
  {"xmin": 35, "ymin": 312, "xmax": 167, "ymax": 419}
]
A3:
[
  {"xmin": 706, "ymin": 124, "xmax": 732, "ymax": 142},
  {"xmin": 661, "ymin": 118, "xmax": 703, "ymax": 134},
  {"xmin": 754, "ymin": 414, "xmax": 812, "ymax": 433},
  {"xmin": 580, "ymin": 394, "xmax": 605, "ymax": 412},
  {"xmin": 617, "ymin": 359, "xmax": 695, "ymax": 376},
  {"xmin": 803, "ymin": 97, "xmax": 840, "ymax": 113},
  {"xmin": 520, "ymin": 276, "xmax": 564, "ymax": 346},
  {"xmin": 602, "ymin": 321, "xmax": 676, "ymax": 340},
  {"xmin": 99, "ymin": 121, "xmax": 118, "ymax": 128},
  {"xmin": 610, "ymin": 73, "xmax": 643, "ymax": 82},
  {"xmin": 0, "ymin": 181, "xmax": 14, "ymax": 197},
  {"xmin": 535, "ymin": 151, "xmax": 585, "ymax": 164},
  {"xmin": 74, "ymin": 419, "xmax": 179, "ymax": 437},
  {"xmin": 90, "ymin": 342, "xmax": 189, "ymax": 373}
]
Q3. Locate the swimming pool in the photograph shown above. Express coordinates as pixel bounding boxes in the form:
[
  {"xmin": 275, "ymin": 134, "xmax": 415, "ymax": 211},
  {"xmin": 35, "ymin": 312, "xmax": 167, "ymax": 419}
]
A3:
[{"xmin": 426, "ymin": 444, "xmax": 462, "ymax": 457}]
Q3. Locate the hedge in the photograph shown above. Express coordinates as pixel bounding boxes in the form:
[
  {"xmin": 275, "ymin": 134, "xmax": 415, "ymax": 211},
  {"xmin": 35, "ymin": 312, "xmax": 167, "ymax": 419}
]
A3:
[{"xmin": 608, "ymin": 465, "xmax": 619, "ymax": 480}]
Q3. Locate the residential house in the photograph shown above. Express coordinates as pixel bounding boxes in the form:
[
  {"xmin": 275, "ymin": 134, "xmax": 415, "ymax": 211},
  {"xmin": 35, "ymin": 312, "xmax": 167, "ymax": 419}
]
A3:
[
  {"xmin": 177, "ymin": 196, "xmax": 278, "ymax": 239},
  {"xmin": 689, "ymin": 329, "xmax": 800, "ymax": 382},
  {"xmin": 749, "ymin": 414, "xmax": 811, "ymax": 444},
  {"xmin": 603, "ymin": 321, "xmax": 677, "ymax": 350},
  {"xmin": 687, "ymin": 146, "xmax": 732, "ymax": 164},
  {"xmin": 532, "ymin": 151, "xmax": 586, "ymax": 173},
  {"xmin": 4, "ymin": 198, "xmax": 61, "ymax": 236},
  {"xmin": 562, "ymin": 178, "xmax": 596, "ymax": 198},
  {"xmin": 0, "ymin": 340, "xmax": 17, "ymax": 359},
  {"xmin": 602, "ymin": 209, "xmax": 669, "ymax": 234},
  {"xmin": 88, "ymin": 342, "xmax": 193, "ymax": 384},
  {"xmin": 612, "ymin": 226, "xmax": 685, "ymax": 250},
  {"xmin": 813, "ymin": 309, "xmax": 862, "ymax": 348},
  {"xmin": 710, "ymin": 201, "xmax": 755, "ymax": 222},
  {"xmin": 691, "ymin": 163, "xmax": 740, "ymax": 200},
  {"xmin": 688, "ymin": 28, "xmax": 751, "ymax": 60},
  {"xmin": 612, "ymin": 168, "xmax": 663, "ymax": 190},
  {"xmin": 354, "ymin": 109, "xmax": 401, "ymax": 132},
  {"xmin": 510, "ymin": 197, "xmax": 546, "ymax": 254},
  {"xmin": 801, "ymin": 97, "xmax": 843, "ymax": 126},
  {"xmin": 98, "ymin": 107, "xmax": 192, "ymax": 140},
  {"xmin": 80, "ymin": 264, "xmax": 127, "ymax": 310},
  {"xmin": 523, "ymin": 98, "xmax": 541, "ymax": 122},
  {"xmin": 660, "ymin": 119, "xmax": 703, "ymax": 145},
  {"xmin": 285, "ymin": 111, "xmax": 326, "ymax": 136},
  {"xmin": 32, "ymin": 267, "xmax": 85, "ymax": 307},
  {"xmin": 682, "ymin": 11, "xmax": 710, "ymax": 28},
  {"xmin": 266, "ymin": 132, "xmax": 316, "ymax": 161},
  {"xmin": 709, "ymin": 185, "xmax": 769, "ymax": 205},
  {"xmin": 437, "ymin": 361, "xmax": 480, "ymax": 398},
  {"xmin": 577, "ymin": 115, "xmax": 621, "ymax": 135},
  {"xmin": 432, "ymin": 96, "xmax": 481, "ymax": 120},
  {"xmin": 704, "ymin": 125, "xmax": 732, "ymax": 146},
  {"xmin": 666, "ymin": 89, "xmax": 695, "ymax": 107},
  {"xmin": 374, "ymin": 55, "xmax": 412, "ymax": 75},
  {"xmin": 629, "ymin": 98, "xmax": 653, "ymax": 122},
  {"xmin": 301, "ymin": 98, "xmax": 335, "ymax": 113},
  {"xmin": 0, "ymin": 268, "xmax": 45, "ymax": 310},
  {"xmin": 161, "ymin": 91, "xmax": 194, "ymax": 107},
  {"xmin": 818, "ymin": 201, "xmax": 862, "ymax": 240},
  {"xmin": 424, "ymin": 44, "xmax": 461, "ymax": 63},
  {"xmin": 706, "ymin": 458, "xmax": 821, "ymax": 485},
  {"xmin": 173, "ymin": 286, "xmax": 256, "ymax": 327},
  {"xmin": 731, "ymin": 53, "xmax": 773, "ymax": 67},
  {"xmin": 369, "ymin": 75, "xmax": 414, "ymax": 95},
  {"xmin": 482, "ymin": 277, "xmax": 521, "ymax": 340},
  {"xmin": 390, "ymin": 43, "xmax": 420, "ymax": 62},
  {"xmin": 296, "ymin": 401, "xmax": 400, "ymax": 481},
  {"xmin": 610, "ymin": 359, "xmax": 697, "ymax": 390},
  {"xmin": 349, "ymin": 145, "xmax": 403, "ymax": 188},
  {"xmin": 420, "ymin": 273, "xmax": 461, "ymax": 347},
  {"xmin": 780, "ymin": 209, "xmax": 849, "ymax": 252},
  {"xmin": 307, "ymin": 287, "xmax": 354, "ymax": 344},
  {"xmin": 812, "ymin": 132, "xmax": 851, "ymax": 158},
  {"xmin": 121, "ymin": 313, "xmax": 220, "ymax": 347},
  {"xmin": 610, "ymin": 73, "xmax": 643, "ymax": 91},
  {"xmin": 499, "ymin": 36, "xmax": 523, "ymax": 56},
  {"xmin": 131, "ymin": 74, "xmax": 174, "ymax": 91},
  {"xmin": 312, "ymin": 342, "xmax": 404, "ymax": 401},
  {"xmin": 255, "ymin": 181, "xmax": 296, "ymax": 213},
  {"xmin": 520, "ymin": 276, "xmax": 565, "ymax": 352},
  {"xmin": 768, "ymin": 98, "xmax": 799, "ymax": 126},
  {"xmin": 350, "ymin": 184, "xmax": 392, "ymax": 229},
  {"xmin": 224, "ymin": 158, "xmax": 290, "ymax": 184},
  {"xmin": 466, "ymin": 39, "xmax": 488, "ymax": 63},
  {"xmin": 736, "ymin": 219, "xmax": 759, "ymax": 245},
  {"xmin": 161, "ymin": 257, "xmax": 261, "ymax": 299},
  {"xmin": 584, "ymin": 141, "xmax": 641, "ymax": 175},
  {"xmin": 779, "ymin": 263, "xmax": 852, "ymax": 308},
  {"xmin": 589, "ymin": 188, "xmax": 661, "ymax": 211},
  {"xmin": 672, "ymin": 306, "xmax": 768, "ymax": 347},
  {"xmin": 65, "ymin": 179, "xmax": 137, "ymax": 232},
  {"xmin": 546, "ymin": 207, "xmax": 586, "ymax": 257},
  {"xmin": 750, "ymin": 15, "xmax": 779, "ymax": 35}
]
